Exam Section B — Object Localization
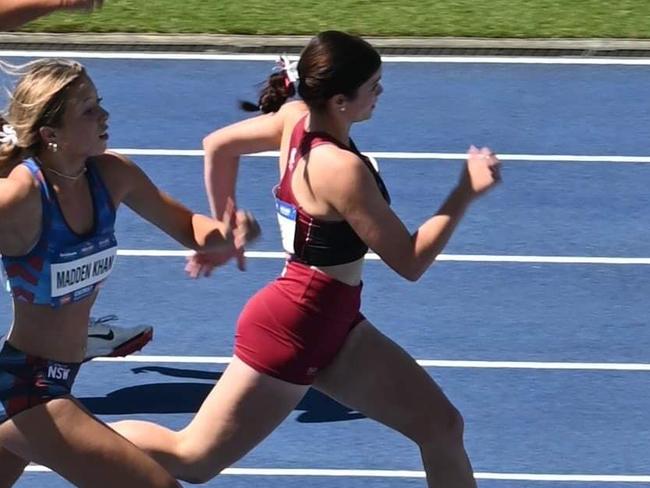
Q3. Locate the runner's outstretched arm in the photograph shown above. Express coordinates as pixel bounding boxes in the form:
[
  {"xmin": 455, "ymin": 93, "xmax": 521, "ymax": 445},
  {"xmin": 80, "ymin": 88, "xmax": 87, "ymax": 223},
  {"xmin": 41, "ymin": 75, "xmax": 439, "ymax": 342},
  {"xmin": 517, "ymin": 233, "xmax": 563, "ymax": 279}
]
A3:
[{"xmin": 0, "ymin": 0, "xmax": 102, "ymax": 30}]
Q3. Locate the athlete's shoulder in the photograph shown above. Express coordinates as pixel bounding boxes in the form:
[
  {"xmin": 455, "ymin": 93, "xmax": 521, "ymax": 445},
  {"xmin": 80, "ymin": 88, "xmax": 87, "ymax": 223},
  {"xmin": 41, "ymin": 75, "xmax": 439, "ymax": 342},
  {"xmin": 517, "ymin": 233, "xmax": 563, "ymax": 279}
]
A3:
[
  {"xmin": 279, "ymin": 100, "xmax": 308, "ymax": 117},
  {"xmin": 1, "ymin": 162, "xmax": 39, "ymax": 206},
  {"xmin": 0, "ymin": 162, "xmax": 41, "ymax": 239},
  {"xmin": 311, "ymin": 142, "xmax": 364, "ymax": 168},
  {"xmin": 88, "ymin": 151, "xmax": 144, "ymax": 203},
  {"xmin": 91, "ymin": 151, "xmax": 142, "ymax": 180},
  {"xmin": 309, "ymin": 144, "xmax": 368, "ymax": 196},
  {"xmin": 279, "ymin": 100, "xmax": 309, "ymax": 127}
]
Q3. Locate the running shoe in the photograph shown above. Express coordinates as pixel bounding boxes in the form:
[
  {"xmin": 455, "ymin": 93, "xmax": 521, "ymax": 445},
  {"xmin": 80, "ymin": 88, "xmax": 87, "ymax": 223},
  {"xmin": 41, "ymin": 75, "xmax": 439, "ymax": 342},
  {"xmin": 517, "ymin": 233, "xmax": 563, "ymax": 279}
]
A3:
[{"xmin": 85, "ymin": 314, "xmax": 153, "ymax": 362}]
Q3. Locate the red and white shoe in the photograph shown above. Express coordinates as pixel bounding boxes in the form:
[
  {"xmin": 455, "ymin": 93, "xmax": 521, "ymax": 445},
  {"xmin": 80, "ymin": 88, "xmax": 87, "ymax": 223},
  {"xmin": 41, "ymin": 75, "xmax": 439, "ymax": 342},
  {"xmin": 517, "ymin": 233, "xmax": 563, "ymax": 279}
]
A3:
[{"xmin": 85, "ymin": 314, "xmax": 153, "ymax": 362}]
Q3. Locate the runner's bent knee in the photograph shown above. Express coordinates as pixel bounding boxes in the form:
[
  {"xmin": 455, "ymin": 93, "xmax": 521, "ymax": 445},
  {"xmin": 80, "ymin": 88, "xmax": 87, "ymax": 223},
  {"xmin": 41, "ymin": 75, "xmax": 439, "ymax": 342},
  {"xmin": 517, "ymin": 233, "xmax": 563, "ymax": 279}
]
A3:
[{"xmin": 407, "ymin": 402, "xmax": 465, "ymax": 448}]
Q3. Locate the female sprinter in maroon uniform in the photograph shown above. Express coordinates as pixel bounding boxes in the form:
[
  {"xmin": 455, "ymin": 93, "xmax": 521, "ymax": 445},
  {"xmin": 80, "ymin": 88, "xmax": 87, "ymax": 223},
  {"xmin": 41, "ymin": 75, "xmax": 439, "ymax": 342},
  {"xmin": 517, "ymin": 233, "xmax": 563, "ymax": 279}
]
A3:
[{"xmin": 113, "ymin": 31, "xmax": 500, "ymax": 488}]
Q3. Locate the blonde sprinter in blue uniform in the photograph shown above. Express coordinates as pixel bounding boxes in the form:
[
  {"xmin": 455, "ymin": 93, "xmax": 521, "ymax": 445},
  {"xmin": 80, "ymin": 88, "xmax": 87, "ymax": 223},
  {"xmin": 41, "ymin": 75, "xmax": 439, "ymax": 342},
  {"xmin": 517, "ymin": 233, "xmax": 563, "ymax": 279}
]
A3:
[
  {"xmin": 1, "ymin": 0, "xmax": 155, "ymax": 364},
  {"xmin": 0, "ymin": 59, "xmax": 260, "ymax": 487}
]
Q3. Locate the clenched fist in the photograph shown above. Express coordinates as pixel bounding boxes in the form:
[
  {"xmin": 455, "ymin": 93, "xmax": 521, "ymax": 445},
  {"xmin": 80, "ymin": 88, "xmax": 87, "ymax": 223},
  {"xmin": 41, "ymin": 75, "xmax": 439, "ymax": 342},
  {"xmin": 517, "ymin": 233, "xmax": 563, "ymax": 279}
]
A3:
[{"xmin": 458, "ymin": 145, "xmax": 501, "ymax": 198}]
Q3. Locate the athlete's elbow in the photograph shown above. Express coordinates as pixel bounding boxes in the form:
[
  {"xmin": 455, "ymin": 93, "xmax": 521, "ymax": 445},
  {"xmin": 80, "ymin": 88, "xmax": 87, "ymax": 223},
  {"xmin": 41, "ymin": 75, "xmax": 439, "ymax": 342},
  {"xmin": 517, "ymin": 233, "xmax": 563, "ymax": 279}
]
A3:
[
  {"xmin": 396, "ymin": 262, "xmax": 424, "ymax": 282},
  {"xmin": 202, "ymin": 132, "xmax": 223, "ymax": 163},
  {"xmin": 405, "ymin": 269, "xmax": 424, "ymax": 282},
  {"xmin": 201, "ymin": 132, "xmax": 219, "ymax": 156},
  {"xmin": 202, "ymin": 130, "xmax": 233, "ymax": 159},
  {"xmin": 202, "ymin": 131, "xmax": 219, "ymax": 151}
]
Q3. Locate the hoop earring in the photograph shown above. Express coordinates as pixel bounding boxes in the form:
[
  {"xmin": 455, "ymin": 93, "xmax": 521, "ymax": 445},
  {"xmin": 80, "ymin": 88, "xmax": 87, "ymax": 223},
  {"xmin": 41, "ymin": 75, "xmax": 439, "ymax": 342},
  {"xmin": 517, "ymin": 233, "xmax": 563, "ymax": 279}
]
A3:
[{"xmin": 47, "ymin": 142, "xmax": 58, "ymax": 153}]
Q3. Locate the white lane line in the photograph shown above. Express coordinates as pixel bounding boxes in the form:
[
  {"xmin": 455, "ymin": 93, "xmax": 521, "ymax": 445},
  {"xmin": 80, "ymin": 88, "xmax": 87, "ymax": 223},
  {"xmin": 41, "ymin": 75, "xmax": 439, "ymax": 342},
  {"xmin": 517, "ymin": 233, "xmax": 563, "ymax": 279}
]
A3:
[
  {"xmin": 23, "ymin": 466, "xmax": 650, "ymax": 482},
  {"xmin": 416, "ymin": 360, "xmax": 650, "ymax": 371},
  {"xmin": 3, "ymin": 50, "xmax": 650, "ymax": 66},
  {"xmin": 434, "ymin": 255, "xmax": 650, "ymax": 265},
  {"xmin": 116, "ymin": 249, "xmax": 650, "ymax": 265},
  {"xmin": 0, "ymin": 51, "xmax": 280, "ymax": 61},
  {"xmin": 91, "ymin": 355, "xmax": 650, "ymax": 372},
  {"xmin": 384, "ymin": 56, "xmax": 650, "ymax": 66},
  {"xmin": 110, "ymin": 148, "xmax": 650, "ymax": 163}
]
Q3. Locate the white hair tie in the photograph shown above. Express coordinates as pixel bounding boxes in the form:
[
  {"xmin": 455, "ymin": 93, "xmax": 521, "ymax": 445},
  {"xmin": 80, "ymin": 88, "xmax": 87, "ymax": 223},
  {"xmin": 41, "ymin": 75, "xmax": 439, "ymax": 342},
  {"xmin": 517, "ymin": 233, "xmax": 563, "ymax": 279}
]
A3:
[
  {"xmin": 277, "ymin": 55, "xmax": 299, "ymax": 84},
  {"xmin": 0, "ymin": 124, "xmax": 18, "ymax": 146}
]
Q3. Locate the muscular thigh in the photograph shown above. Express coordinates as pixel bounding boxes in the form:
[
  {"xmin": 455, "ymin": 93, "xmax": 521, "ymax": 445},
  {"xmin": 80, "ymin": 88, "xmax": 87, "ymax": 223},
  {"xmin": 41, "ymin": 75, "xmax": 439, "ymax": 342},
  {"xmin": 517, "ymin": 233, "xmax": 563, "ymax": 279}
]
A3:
[
  {"xmin": 313, "ymin": 320, "xmax": 458, "ymax": 439},
  {"xmin": 0, "ymin": 396, "xmax": 178, "ymax": 488},
  {"xmin": 182, "ymin": 356, "xmax": 308, "ymax": 468}
]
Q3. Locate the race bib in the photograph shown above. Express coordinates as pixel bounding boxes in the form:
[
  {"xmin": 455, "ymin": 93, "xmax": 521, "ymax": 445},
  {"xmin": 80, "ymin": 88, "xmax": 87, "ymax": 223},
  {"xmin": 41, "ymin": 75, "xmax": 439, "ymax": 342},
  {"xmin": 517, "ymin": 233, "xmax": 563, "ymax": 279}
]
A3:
[
  {"xmin": 275, "ymin": 198, "xmax": 296, "ymax": 255},
  {"xmin": 51, "ymin": 243, "xmax": 117, "ymax": 299}
]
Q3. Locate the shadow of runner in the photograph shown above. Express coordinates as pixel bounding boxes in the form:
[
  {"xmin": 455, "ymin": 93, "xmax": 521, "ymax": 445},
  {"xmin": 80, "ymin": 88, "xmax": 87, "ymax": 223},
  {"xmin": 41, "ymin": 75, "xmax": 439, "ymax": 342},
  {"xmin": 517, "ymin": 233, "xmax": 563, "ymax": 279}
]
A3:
[{"xmin": 79, "ymin": 366, "xmax": 365, "ymax": 423}]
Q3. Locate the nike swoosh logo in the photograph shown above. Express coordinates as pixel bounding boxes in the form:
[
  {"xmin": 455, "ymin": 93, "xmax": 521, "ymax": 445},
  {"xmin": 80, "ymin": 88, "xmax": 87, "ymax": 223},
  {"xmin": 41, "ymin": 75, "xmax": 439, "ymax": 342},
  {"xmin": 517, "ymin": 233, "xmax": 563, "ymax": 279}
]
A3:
[{"xmin": 88, "ymin": 330, "xmax": 114, "ymax": 341}]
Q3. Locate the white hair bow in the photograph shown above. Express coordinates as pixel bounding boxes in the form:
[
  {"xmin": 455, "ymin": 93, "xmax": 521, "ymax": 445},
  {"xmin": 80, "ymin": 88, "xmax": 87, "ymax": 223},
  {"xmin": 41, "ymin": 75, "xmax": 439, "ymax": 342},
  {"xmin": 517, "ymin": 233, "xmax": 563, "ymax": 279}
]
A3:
[
  {"xmin": 0, "ymin": 124, "xmax": 18, "ymax": 146},
  {"xmin": 278, "ymin": 55, "xmax": 299, "ymax": 84}
]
